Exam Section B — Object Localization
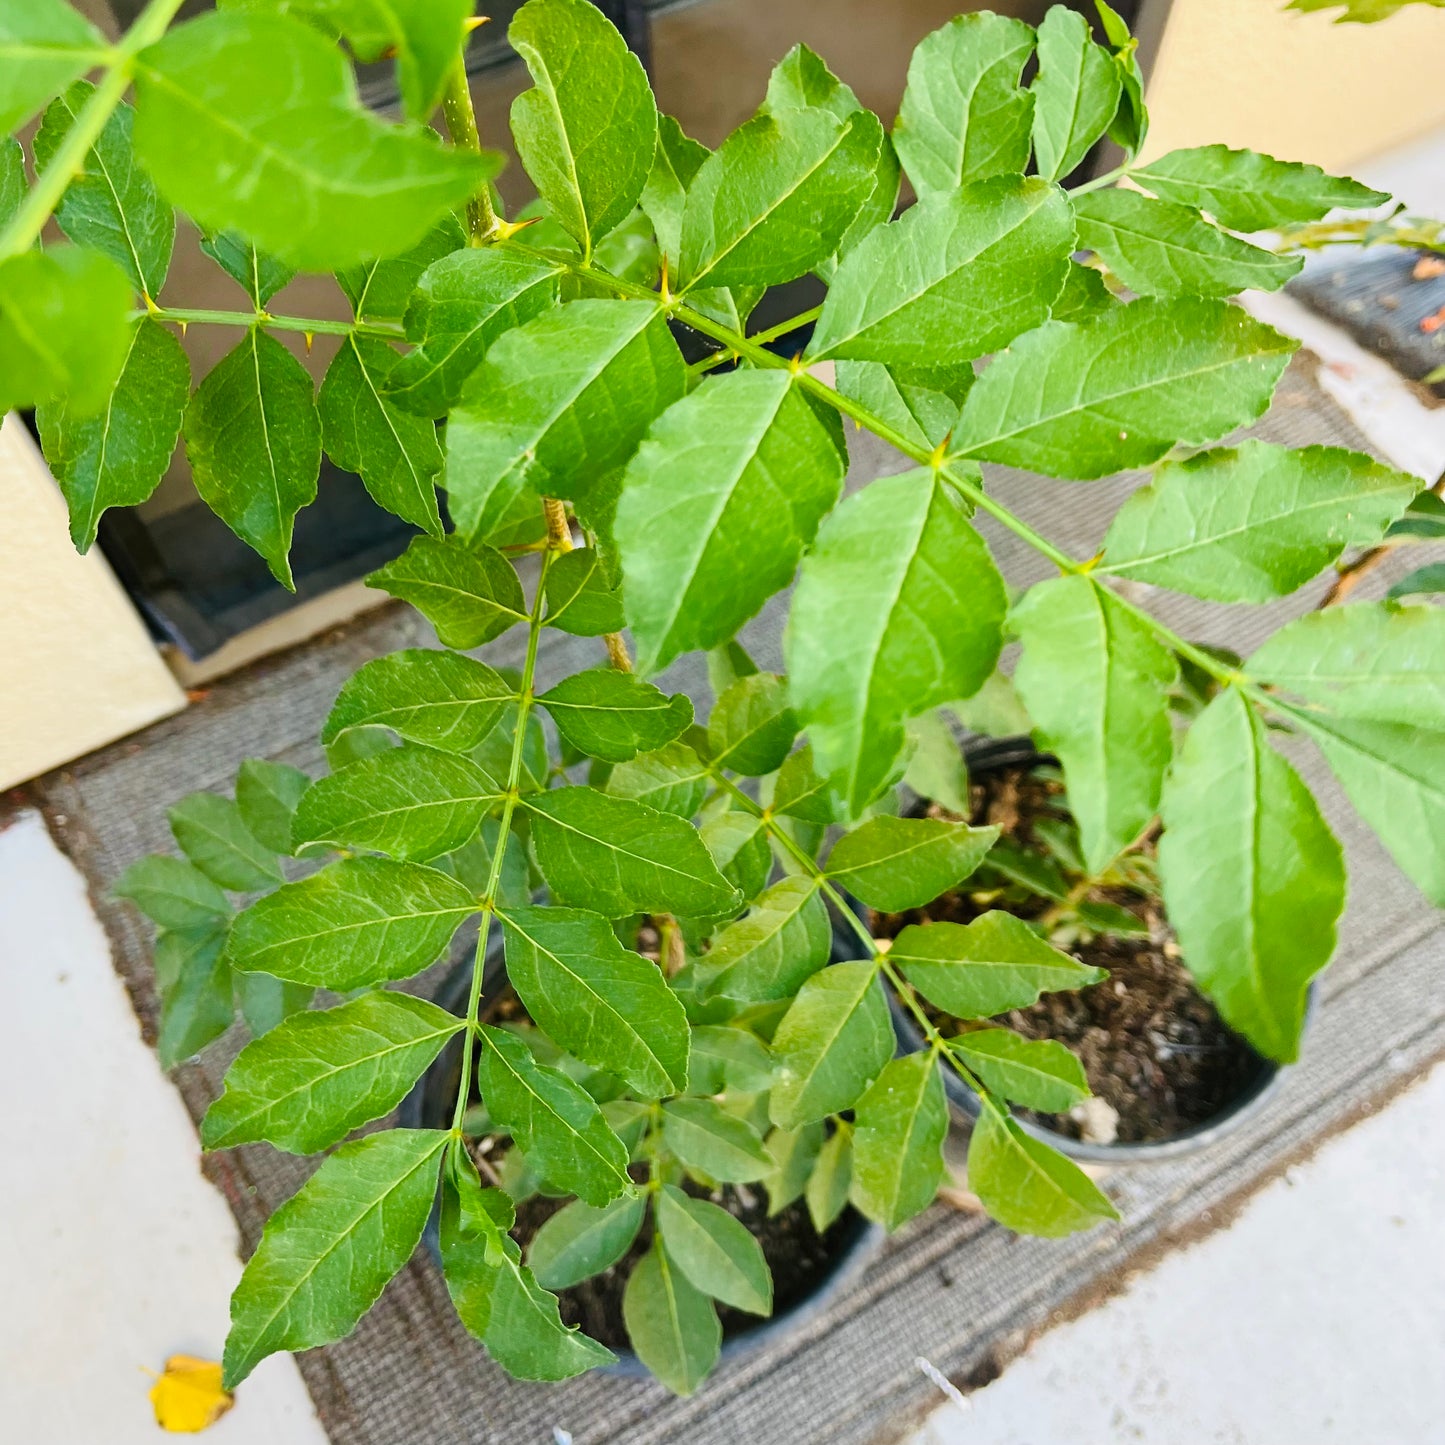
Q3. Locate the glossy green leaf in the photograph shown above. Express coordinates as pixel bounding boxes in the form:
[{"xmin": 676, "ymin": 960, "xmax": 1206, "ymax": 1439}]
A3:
[
  {"xmin": 788, "ymin": 469, "xmax": 1008, "ymax": 817},
  {"xmin": 528, "ymin": 1194, "xmax": 646, "ymax": 1290},
  {"xmin": 1101, "ymin": 442, "xmax": 1421, "ymax": 601},
  {"xmin": 335, "ymin": 209, "xmax": 466, "ymax": 323},
  {"xmin": 35, "ymin": 82, "xmax": 174, "ymax": 295},
  {"xmin": 203, "ymin": 991, "xmax": 462, "ymax": 1153},
  {"xmin": 1132, "ymin": 144, "xmax": 1389, "ymax": 232},
  {"xmin": 678, "ymin": 104, "xmax": 883, "ymax": 292},
  {"xmin": 113, "ymin": 855, "xmax": 230, "ymax": 932},
  {"xmin": 226, "ymin": 856, "xmax": 479, "ymax": 990},
  {"xmin": 850, "ymin": 1052, "xmax": 947, "ymax": 1230},
  {"xmin": 154, "ymin": 924, "xmax": 234, "ymax": 1069},
  {"xmin": 893, "ymin": 12, "xmax": 1035, "ymax": 195},
  {"xmin": 1095, "ymin": 0, "xmax": 1147, "ymax": 155},
  {"xmin": 954, "ymin": 298, "xmax": 1297, "ymax": 480},
  {"xmin": 808, "ymin": 178, "xmax": 1072, "ymax": 369},
  {"xmin": 1158, "ymin": 688, "xmax": 1344, "ymax": 1062},
  {"xmin": 708, "ymin": 671, "xmax": 798, "ymax": 777},
  {"xmin": 291, "ymin": 745, "xmax": 500, "ymax": 862},
  {"xmin": 322, "ymin": 649, "xmax": 515, "ymax": 754},
  {"xmin": 500, "ymin": 904, "xmax": 689, "ymax": 1097},
  {"xmin": 760, "ymin": 1122, "xmax": 825, "ymax": 1214},
  {"xmin": 606, "ymin": 741, "xmax": 708, "ymax": 819},
  {"xmin": 132, "ymin": 11, "xmax": 491, "ymax": 272},
  {"xmin": 699, "ymin": 811, "xmax": 770, "ymax": 908},
  {"xmin": 1011, "ymin": 575, "xmax": 1178, "ymax": 873},
  {"xmin": 169, "ymin": 791, "xmax": 283, "ymax": 892},
  {"xmin": 0, "ymin": 0, "xmax": 103, "ymax": 136},
  {"xmin": 967, "ymin": 1107, "xmax": 1116, "ymax": 1237},
  {"xmin": 233, "ymin": 764, "xmax": 308, "ymax": 860},
  {"xmin": 524, "ymin": 786, "xmax": 740, "ymax": 918},
  {"xmin": 806, "ymin": 1123, "xmax": 853, "ymax": 1233},
  {"xmin": 235, "ymin": 971, "xmax": 313, "ymax": 1039},
  {"xmin": 826, "ymin": 816, "xmax": 998, "ymax": 913},
  {"xmin": 37, "ymin": 316, "xmax": 188, "ymax": 551},
  {"xmin": 1388, "ymin": 563, "xmax": 1445, "ymax": 601},
  {"xmin": 892, "ymin": 912, "xmax": 1105, "ymax": 1019},
  {"xmin": 641, "ymin": 111, "xmax": 708, "ymax": 265},
  {"xmin": 538, "ymin": 669, "xmax": 693, "ymax": 764},
  {"xmin": 950, "ymin": 1028, "xmax": 1089, "ymax": 1112},
  {"xmin": 366, "ymin": 535, "xmax": 524, "ymax": 649},
  {"xmin": 686, "ymin": 1025, "xmax": 774, "ymax": 1095},
  {"xmin": 509, "ymin": 0, "xmax": 657, "ymax": 253},
  {"xmin": 903, "ymin": 710, "xmax": 970, "ymax": 816},
  {"xmin": 1073, "ymin": 188, "xmax": 1303, "ymax": 297},
  {"xmin": 624, "ymin": 1239, "xmax": 720, "ymax": 1397},
  {"xmin": 223, "ymin": 1128, "xmax": 447, "ymax": 1386},
  {"xmin": 703, "ymin": 875, "xmax": 830, "ymax": 1004},
  {"xmin": 446, "ymin": 299, "xmax": 685, "ymax": 541},
  {"xmin": 0, "ymin": 135, "xmax": 22, "ymax": 223},
  {"xmin": 662, "ymin": 1096, "xmax": 772, "ymax": 1182},
  {"xmin": 1051, "ymin": 260, "xmax": 1117, "ymax": 322},
  {"xmin": 771, "ymin": 743, "xmax": 842, "ymax": 825},
  {"xmin": 477, "ymin": 1024, "xmax": 633, "ymax": 1207},
  {"xmin": 1030, "ymin": 6, "xmax": 1120, "ymax": 182},
  {"xmin": 834, "ymin": 361, "xmax": 967, "ymax": 452},
  {"xmin": 200, "ymin": 230, "xmax": 295, "ymax": 308},
  {"xmin": 770, "ymin": 961, "xmax": 893, "ymax": 1127},
  {"xmin": 656, "ymin": 1184, "xmax": 771, "ymax": 1314},
  {"xmin": 185, "ymin": 326, "xmax": 321, "ymax": 590},
  {"xmin": 617, "ymin": 369, "xmax": 846, "ymax": 673},
  {"xmin": 318, "ymin": 335, "xmax": 444, "ymax": 536},
  {"xmin": 542, "ymin": 547, "xmax": 625, "ymax": 637}
]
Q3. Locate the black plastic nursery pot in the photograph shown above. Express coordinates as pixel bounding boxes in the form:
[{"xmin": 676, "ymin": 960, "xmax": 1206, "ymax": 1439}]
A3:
[
  {"xmin": 399, "ymin": 924, "xmax": 885, "ymax": 1379},
  {"xmin": 840, "ymin": 735, "xmax": 1302, "ymax": 1166}
]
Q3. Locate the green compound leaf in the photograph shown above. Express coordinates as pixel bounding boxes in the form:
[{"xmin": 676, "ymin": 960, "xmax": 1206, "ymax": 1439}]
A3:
[
  {"xmin": 0, "ymin": 244, "xmax": 133, "ymax": 418},
  {"xmin": 702, "ymin": 875, "xmax": 830, "ymax": 1004},
  {"xmin": 235, "ymin": 760, "xmax": 311, "ymax": 855},
  {"xmin": 606, "ymin": 741, "xmax": 709, "ymax": 819},
  {"xmin": 617, "ymin": 370, "xmax": 846, "ymax": 674},
  {"xmin": 500, "ymin": 903, "xmax": 690, "ymax": 1098},
  {"xmin": 1158, "ymin": 688, "xmax": 1345, "ymax": 1063},
  {"xmin": 1073, "ymin": 188, "xmax": 1303, "ymax": 298},
  {"xmin": 851, "ymin": 1052, "xmax": 948, "ymax": 1230},
  {"xmin": 386, "ymin": 246, "xmax": 562, "ymax": 418},
  {"xmin": 509, "ymin": 0, "xmax": 658, "ymax": 255},
  {"xmin": 833, "ymin": 361, "xmax": 967, "ymax": 452},
  {"xmin": 807, "ymin": 176, "xmax": 1073, "ymax": 369},
  {"xmin": 624, "ymin": 1238, "xmax": 721, "ymax": 1397},
  {"xmin": 528, "ymin": 1194, "xmax": 646, "ymax": 1290},
  {"xmin": 523, "ymin": 786, "xmax": 740, "ymax": 919},
  {"xmin": 686, "ymin": 1025, "xmax": 775, "ymax": 1095},
  {"xmin": 446, "ymin": 299, "xmax": 685, "ymax": 542},
  {"xmin": 318, "ymin": 335, "xmax": 444, "ymax": 536},
  {"xmin": 806, "ymin": 1123, "xmax": 853, "ymax": 1232},
  {"xmin": 1132, "ymin": 144, "xmax": 1389, "ymax": 232},
  {"xmin": 226, "ymin": 856, "xmax": 479, "ymax": 990},
  {"xmin": 0, "ymin": 0, "xmax": 104, "ymax": 136},
  {"xmin": 291, "ymin": 744, "xmax": 501, "ymax": 862},
  {"xmin": 891, "ymin": 912, "xmax": 1106, "ymax": 1019},
  {"xmin": 827, "ymin": 816, "xmax": 999, "ymax": 913},
  {"xmin": 967, "ymin": 1108, "xmax": 1117, "ymax": 1237},
  {"xmin": 223, "ymin": 1128, "xmax": 447, "ymax": 1386},
  {"xmin": 477, "ymin": 1024, "xmax": 633, "ymax": 1207},
  {"xmin": 366, "ymin": 535, "xmax": 525, "ymax": 649},
  {"xmin": 954, "ymin": 298, "xmax": 1297, "ymax": 480},
  {"xmin": 788, "ymin": 469, "xmax": 1007, "ymax": 818},
  {"xmin": 1030, "ymin": 6, "xmax": 1120, "ymax": 183},
  {"xmin": 1011, "ymin": 575, "xmax": 1178, "ymax": 874},
  {"xmin": 200, "ymin": 230, "xmax": 295, "ymax": 308},
  {"xmin": 678, "ymin": 104, "xmax": 883, "ymax": 293},
  {"xmin": 154, "ymin": 924, "xmax": 234, "ymax": 1069},
  {"xmin": 35, "ymin": 82, "xmax": 174, "ymax": 296},
  {"xmin": 113, "ymin": 855, "xmax": 230, "ymax": 932},
  {"xmin": 184, "ymin": 326, "xmax": 321, "ymax": 590},
  {"xmin": 661, "ymin": 1097, "xmax": 772, "ymax": 1183},
  {"xmin": 709, "ymin": 671, "xmax": 799, "ymax": 777},
  {"xmin": 1246, "ymin": 603, "xmax": 1445, "ymax": 730},
  {"xmin": 168, "ymin": 790, "xmax": 283, "ymax": 892},
  {"xmin": 323, "ymin": 649, "xmax": 515, "ymax": 753},
  {"xmin": 893, "ymin": 11, "xmax": 1035, "ymax": 196},
  {"xmin": 37, "ymin": 316, "xmax": 188, "ymax": 551},
  {"xmin": 203, "ymin": 992, "xmax": 463, "ymax": 1153},
  {"xmin": 133, "ymin": 11, "xmax": 492, "ymax": 272},
  {"xmin": 950, "ymin": 1028, "xmax": 1090, "ymax": 1112},
  {"xmin": 770, "ymin": 961, "xmax": 894, "ymax": 1128},
  {"xmin": 537, "ymin": 669, "xmax": 693, "ymax": 765},
  {"xmin": 1101, "ymin": 442, "xmax": 1422, "ymax": 602},
  {"xmin": 656, "ymin": 1184, "xmax": 772, "ymax": 1315},
  {"xmin": 542, "ymin": 546, "xmax": 625, "ymax": 637}
]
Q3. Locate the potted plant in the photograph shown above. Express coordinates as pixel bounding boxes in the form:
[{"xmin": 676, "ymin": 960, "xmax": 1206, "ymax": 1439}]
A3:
[{"xmin": 12, "ymin": 0, "xmax": 1443, "ymax": 1402}]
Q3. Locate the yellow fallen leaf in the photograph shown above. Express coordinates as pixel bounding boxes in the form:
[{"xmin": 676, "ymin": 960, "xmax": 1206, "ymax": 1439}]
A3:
[{"xmin": 147, "ymin": 1355, "xmax": 234, "ymax": 1434}]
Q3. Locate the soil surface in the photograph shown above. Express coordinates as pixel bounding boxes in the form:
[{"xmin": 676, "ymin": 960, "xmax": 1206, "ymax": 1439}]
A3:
[{"xmin": 874, "ymin": 763, "xmax": 1267, "ymax": 1144}]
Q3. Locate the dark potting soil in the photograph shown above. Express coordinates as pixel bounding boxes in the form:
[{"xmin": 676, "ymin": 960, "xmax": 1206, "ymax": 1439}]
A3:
[{"xmin": 874, "ymin": 765, "xmax": 1265, "ymax": 1144}]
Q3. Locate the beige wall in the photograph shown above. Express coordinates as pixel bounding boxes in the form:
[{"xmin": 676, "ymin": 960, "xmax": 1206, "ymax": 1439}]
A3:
[{"xmin": 1143, "ymin": 0, "xmax": 1445, "ymax": 172}]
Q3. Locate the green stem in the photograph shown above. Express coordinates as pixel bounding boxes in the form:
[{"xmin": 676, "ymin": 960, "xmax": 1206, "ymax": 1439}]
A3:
[
  {"xmin": 142, "ymin": 304, "xmax": 404, "ymax": 341},
  {"xmin": 1066, "ymin": 162, "xmax": 1132, "ymax": 198},
  {"xmin": 449, "ymin": 543, "xmax": 556, "ymax": 1134},
  {"xmin": 686, "ymin": 304, "xmax": 825, "ymax": 376},
  {"xmin": 441, "ymin": 56, "xmax": 497, "ymax": 241},
  {"xmin": 0, "ymin": 0, "xmax": 189, "ymax": 261}
]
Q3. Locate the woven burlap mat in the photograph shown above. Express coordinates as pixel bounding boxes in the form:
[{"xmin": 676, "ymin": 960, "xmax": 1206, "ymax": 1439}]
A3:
[{"xmin": 34, "ymin": 357, "xmax": 1445, "ymax": 1444}]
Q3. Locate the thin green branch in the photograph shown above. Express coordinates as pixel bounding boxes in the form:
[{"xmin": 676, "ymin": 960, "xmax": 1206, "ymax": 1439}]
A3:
[
  {"xmin": 0, "ymin": 0, "xmax": 190, "ymax": 260},
  {"xmin": 686, "ymin": 303, "xmax": 825, "ymax": 377},
  {"xmin": 142, "ymin": 304, "xmax": 404, "ymax": 340},
  {"xmin": 441, "ymin": 56, "xmax": 497, "ymax": 241},
  {"xmin": 1065, "ymin": 161, "xmax": 1132, "ymax": 198}
]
